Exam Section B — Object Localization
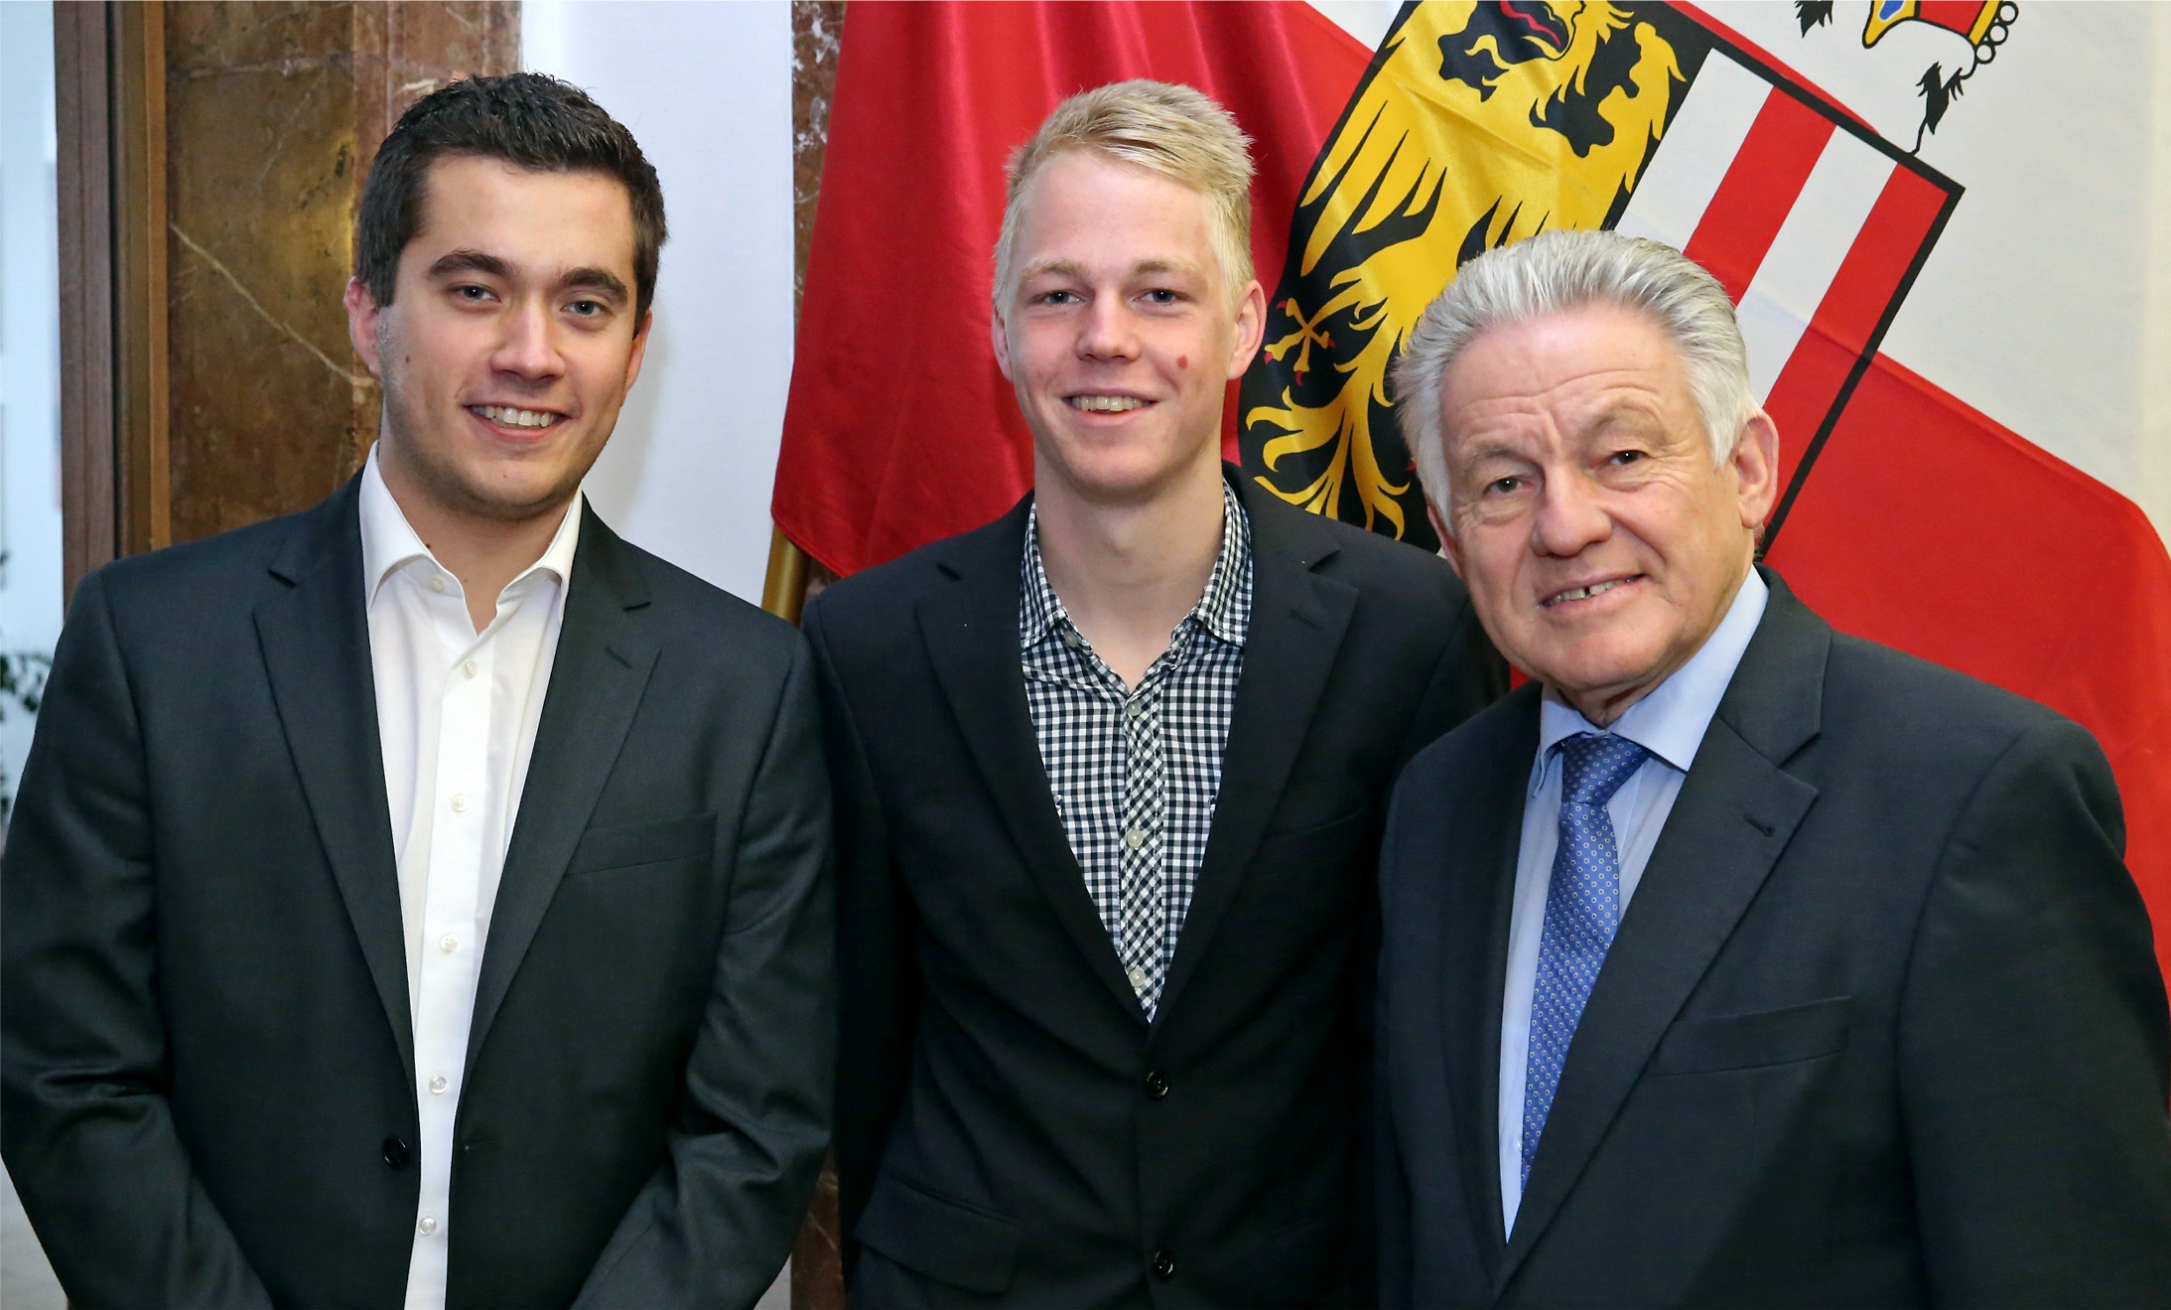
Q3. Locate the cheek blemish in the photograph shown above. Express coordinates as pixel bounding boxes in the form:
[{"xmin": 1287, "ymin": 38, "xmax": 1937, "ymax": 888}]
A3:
[{"xmin": 1177, "ymin": 354, "xmax": 1190, "ymax": 370}]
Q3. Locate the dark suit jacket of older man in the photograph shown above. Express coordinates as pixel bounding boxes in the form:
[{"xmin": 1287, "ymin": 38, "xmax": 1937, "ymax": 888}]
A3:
[
  {"xmin": 2, "ymin": 477, "xmax": 833, "ymax": 1308},
  {"xmin": 809, "ymin": 471, "xmax": 1504, "ymax": 1308},
  {"xmin": 1376, "ymin": 567, "xmax": 2171, "ymax": 1308}
]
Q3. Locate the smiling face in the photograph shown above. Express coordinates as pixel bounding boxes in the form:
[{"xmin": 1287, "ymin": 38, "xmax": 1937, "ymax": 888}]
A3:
[
  {"xmin": 345, "ymin": 154, "xmax": 649, "ymax": 528},
  {"xmin": 993, "ymin": 150, "xmax": 1264, "ymax": 506},
  {"xmin": 1433, "ymin": 304, "xmax": 1778, "ymax": 725}
]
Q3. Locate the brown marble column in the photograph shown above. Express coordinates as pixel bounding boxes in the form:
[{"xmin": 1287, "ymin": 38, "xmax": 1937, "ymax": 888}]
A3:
[{"xmin": 162, "ymin": 1, "xmax": 517, "ymax": 544}]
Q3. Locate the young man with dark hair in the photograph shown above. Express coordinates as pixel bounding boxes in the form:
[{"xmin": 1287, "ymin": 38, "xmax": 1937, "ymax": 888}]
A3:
[{"xmin": 2, "ymin": 73, "xmax": 831, "ymax": 1309}]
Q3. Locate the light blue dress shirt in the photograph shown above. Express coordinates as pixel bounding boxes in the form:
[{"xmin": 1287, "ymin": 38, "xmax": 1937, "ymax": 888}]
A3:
[{"xmin": 1496, "ymin": 569, "xmax": 1769, "ymax": 1233}]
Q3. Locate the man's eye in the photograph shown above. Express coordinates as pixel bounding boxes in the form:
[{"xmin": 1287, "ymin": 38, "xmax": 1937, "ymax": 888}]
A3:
[
  {"xmin": 1143, "ymin": 289, "xmax": 1179, "ymax": 304},
  {"xmin": 1487, "ymin": 476, "xmax": 1523, "ymax": 495},
  {"xmin": 454, "ymin": 285, "xmax": 491, "ymax": 302},
  {"xmin": 1610, "ymin": 449, "xmax": 1645, "ymax": 465},
  {"xmin": 567, "ymin": 300, "xmax": 602, "ymax": 317},
  {"xmin": 1039, "ymin": 290, "xmax": 1079, "ymax": 306}
]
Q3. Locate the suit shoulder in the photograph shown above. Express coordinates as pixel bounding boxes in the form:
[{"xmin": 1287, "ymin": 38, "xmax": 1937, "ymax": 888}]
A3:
[
  {"xmin": 807, "ymin": 513, "xmax": 1016, "ymax": 630},
  {"xmin": 1823, "ymin": 630, "xmax": 2079, "ymax": 758},
  {"xmin": 613, "ymin": 538, "xmax": 804, "ymax": 665},
  {"xmin": 1401, "ymin": 680, "xmax": 1538, "ymax": 787},
  {"xmin": 92, "ymin": 504, "xmax": 315, "ymax": 598}
]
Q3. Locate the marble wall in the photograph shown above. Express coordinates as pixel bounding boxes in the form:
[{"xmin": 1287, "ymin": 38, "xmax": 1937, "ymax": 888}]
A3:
[{"xmin": 162, "ymin": 2, "xmax": 517, "ymax": 543}]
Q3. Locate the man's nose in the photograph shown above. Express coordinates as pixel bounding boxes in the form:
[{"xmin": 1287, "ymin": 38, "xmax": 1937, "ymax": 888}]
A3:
[
  {"xmin": 1530, "ymin": 470, "xmax": 1613, "ymax": 557},
  {"xmin": 492, "ymin": 299, "xmax": 566, "ymax": 380},
  {"xmin": 1076, "ymin": 296, "xmax": 1140, "ymax": 361}
]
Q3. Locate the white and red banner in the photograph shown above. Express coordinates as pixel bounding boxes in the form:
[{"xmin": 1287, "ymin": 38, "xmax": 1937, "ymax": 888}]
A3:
[{"xmin": 777, "ymin": 1, "xmax": 2171, "ymax": 986}]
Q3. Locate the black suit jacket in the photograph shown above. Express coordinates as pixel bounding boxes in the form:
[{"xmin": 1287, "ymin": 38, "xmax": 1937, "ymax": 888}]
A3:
[
  {"xmin": 1377, "ymin": 568, "xmax": 2171, "ymax": 1308},
  {"xmin": 806, "ymin": 474, "xmax": 1503, "ymax": 1307},
  {"xmin": 1, "ymin": 479, "xmax": 833, "ymax": 1309}
]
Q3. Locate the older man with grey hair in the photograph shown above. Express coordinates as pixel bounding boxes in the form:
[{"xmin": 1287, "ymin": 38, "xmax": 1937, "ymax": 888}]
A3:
[{"xmin": 1373, "ymin": 228, "xmax": 2171, "ymax": 1308}]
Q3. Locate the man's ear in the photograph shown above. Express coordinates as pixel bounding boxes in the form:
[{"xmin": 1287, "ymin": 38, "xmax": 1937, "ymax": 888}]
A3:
[
  {"xmin": 990, "ymin": 306, "xmax": 1014, "ymax": 382},
  {"xmin": 1732, "ymin": 410, "xmax": 1781, "ymax": 531},
  {"xmin": 344, "ymin": 278, "xmax": 386, "ymax": 380},
  {"xmin": 1225, "ymin": 278, "xmax": 1267, "ymax": 379},
  {"xmin": 1427, "ymin": 501, "xmax": 1465, "ymax": 577},
  {"xmin": 623, "ymin": 309, "xmax": 653, "ymax": 392}
]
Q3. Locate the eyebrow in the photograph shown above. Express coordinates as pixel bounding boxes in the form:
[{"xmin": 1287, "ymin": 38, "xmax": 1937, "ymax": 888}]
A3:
[
  {"xmin": 1018, "ymin": 256, "xmax": 1207, "ymax": 283},
  {"xmin": 424, "ymin": 250, "xmax": 628, "ymax": 304},
  {"xmin": 560, "ymin": 266, "xmax": 630, "ymax": 303},
  {"xmin": 426, "ymin": 249, "xmax": 509, "ymax": 281}
]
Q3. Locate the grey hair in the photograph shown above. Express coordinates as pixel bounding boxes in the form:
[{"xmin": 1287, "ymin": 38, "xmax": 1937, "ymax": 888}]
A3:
[{"xmin": 1391, "ymin": 229, "xmax": 1755, "ymax": 510}]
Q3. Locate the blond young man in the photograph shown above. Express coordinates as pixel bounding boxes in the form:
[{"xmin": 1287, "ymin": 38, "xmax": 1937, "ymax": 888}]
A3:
[{"xmin": 807, "ymin": 81, "xmax": 1501, "ymax": 1307}]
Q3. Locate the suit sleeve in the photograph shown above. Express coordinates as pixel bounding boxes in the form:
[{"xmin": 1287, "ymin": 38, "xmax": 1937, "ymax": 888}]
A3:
[
  {"xmin": 0, "ymin": 570, "xmax": 275, "ymax": 1308},
  {"xmin": 1900, "ymin": 716, "xmax": 2171, "ymax": 1306},
  {"xmin": 575, "ymin": 636, "xmax": 836, "ymax": 1310},
  {"xmin": 802, "ymin": 598, "xmax": 920, "ymax": 1275}
]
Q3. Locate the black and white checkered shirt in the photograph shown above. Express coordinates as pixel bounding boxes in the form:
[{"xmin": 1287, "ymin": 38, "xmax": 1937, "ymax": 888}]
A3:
[{"xmin": 1020, "ymin": 482, "xmax": 1251, "ymax": 1018}]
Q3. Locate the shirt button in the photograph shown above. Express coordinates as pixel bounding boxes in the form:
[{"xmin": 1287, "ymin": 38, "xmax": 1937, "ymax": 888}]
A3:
[
  {"xmin": 462, "ymin": 659, "xmax": 479, "ymax": 679},
  {"xmin": 418, "ymin": 1215, "xmax": 440, "ymax": 1236},
  {"xmin": 1124, "ymin": 699, "xmax": 1144, "ymax": 720},
  {"xmin": 449, "ymin": 793, "xmax": 468, "ymax": 813},
  {"xmin": 427, "ymin": 574, "xmax": 447, "ymax": 594},
  {"xmin": 429, "ymin": 1074, "xmax": 449, "ymax": 1095},
  {"xmin": 439, "ymin": 933, "xmax": 458, "ymax": 953},
  {"xmin": 1124, "ymin": 827, "xmax": 1145, "ymax": 850},
  {"xmin": 1127, "ymin": 965, "xmax": 1149, "ymax": 991}
]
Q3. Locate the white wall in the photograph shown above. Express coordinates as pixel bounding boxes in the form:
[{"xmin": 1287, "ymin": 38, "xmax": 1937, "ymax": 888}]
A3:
[
  {"xmin": 0, "ymin": 1, "xmax": 65, "ymax": 821},
  {"xmin": 525, "ymin": 1, "xmax": 796, "ymax": 606}
]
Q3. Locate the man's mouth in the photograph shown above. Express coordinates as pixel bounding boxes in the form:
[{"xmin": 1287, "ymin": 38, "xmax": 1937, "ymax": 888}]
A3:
[
  {"xmin": 1542, "ymin": 575, "xmax": 1642, "ymax": 607},
  {"xmin": 469, "ymin": 404, "xmax": 562, "ymax": 430},
  {"xmin": 1066, "ymin": 394, "xmax": 1148, "ymax": 414}
]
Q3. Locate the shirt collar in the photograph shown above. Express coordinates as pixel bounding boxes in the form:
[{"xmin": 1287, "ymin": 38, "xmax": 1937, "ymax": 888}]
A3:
[
  {"xmin": 1529, "ymin": 567, "xmax": 1771, "ymax": 796},
  {"xmin": 1019, "ymin": 479, "xmax": 1251, "ymax": 650},
  {"xmin": 358, "ymin": 443, "xmax": 583, "ymax": 606}
]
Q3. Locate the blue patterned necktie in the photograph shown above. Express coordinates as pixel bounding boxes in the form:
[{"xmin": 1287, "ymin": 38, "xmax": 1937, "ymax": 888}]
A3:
[{"xmin": 1522, "ymin": 731, "xmax": 1651, "ymax": 1187}]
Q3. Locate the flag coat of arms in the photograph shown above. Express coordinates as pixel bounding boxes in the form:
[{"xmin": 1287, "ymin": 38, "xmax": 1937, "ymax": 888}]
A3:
[{"xmin": 777, "ymin": 1, "xmax": 2171, "ymax": 988}]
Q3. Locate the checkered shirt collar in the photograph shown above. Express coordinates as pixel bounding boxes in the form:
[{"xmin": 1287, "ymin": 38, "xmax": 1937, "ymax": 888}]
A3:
[{"xmin": 1020, "ymin": 480, "xmax": 1251, "ymax": 651}]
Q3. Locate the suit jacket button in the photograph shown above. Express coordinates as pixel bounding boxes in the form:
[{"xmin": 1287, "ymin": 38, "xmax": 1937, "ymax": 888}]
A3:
[
  {"xmin": 1142, "ymin": 1069, "xmax": 1169, "ymax": 1099},
  {"xmin": 382, "ymin": 1136, "xmax": 411, "ymax": 1169},
  {"xmin": 1151, "ymin": 1249, "xmax": 1176, "ymax": 1280}
]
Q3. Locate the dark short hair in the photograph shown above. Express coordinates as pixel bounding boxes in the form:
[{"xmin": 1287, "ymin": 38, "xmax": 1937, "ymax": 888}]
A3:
[{"xmin": 354, "ymin": 72, "xmax": 667, "ymax": 319}]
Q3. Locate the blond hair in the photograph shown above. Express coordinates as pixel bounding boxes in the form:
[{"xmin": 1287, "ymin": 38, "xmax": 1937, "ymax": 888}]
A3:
[
  {"xmin": 993, "ymin": 80, "xmax": 1255, "ymax": 309},
  {"xmin": 1392, "ymin": 230, "xmax": 1756, "ymax": 509}
]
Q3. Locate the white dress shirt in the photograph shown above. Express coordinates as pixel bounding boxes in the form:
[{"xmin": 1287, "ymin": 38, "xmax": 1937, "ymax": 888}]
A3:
[
  {"xmin": 1497, "ymin": 569, "xmax": 1768, "ymax": 1233},
  {"xmin": 358, "ymin": 447, "xmax": 581, "ymax": 1310}
]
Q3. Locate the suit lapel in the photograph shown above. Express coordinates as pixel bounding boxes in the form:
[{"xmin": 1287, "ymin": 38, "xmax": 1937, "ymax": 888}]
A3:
[
  {"xmin": 1155, "ymin": 488, "xmax": 1355, "ymax": 1021},
  {"xmin": 254, "ymin": 480, "xmax": 414, "ymax": 1080},
  {"xmin": 1497, "ymin": 570, "xmax": 1828, "ymax": 1293},
  {"xmin": 1446, "ymin": 688, "xmax": 1539, "ymax": 1281},
  {"xmin": 915, "ymin": 501, "xmax": 1148, "ymax": 1020},
  {"xmin": 466, "ymin": 507, "xmax": 658, "ymax": 1070}
]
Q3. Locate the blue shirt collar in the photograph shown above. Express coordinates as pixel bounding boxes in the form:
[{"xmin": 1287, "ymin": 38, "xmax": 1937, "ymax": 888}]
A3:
[{"xmin": 1529, "ymin": 567, "xmax": 1770, "ymax": 795}]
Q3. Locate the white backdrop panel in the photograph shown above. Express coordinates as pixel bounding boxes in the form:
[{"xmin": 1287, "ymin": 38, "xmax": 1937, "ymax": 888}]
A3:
[{"xmin": 524, "ymin": 1, "xmax": 795, "ymax": 606}]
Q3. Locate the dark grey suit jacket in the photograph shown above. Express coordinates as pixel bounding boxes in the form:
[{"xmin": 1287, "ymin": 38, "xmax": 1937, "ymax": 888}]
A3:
[
  {"xmin": 1377, "ymin": 568, "xmax": 2171, "ymax": 1307},
  {"xmin": 811, "ymin": 473, "xmax": 1504, "ymax": 1308},
  {"xmin": 1, "ymin": 478, "xmax": 833, "ymax": 1308}
]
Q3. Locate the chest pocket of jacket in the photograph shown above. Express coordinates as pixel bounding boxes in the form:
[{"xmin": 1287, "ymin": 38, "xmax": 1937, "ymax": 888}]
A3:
[
  {"xmin": 564, "ymin": 812, "xmax": 715, "ymax": 878},
  {"xmin": 1655, "ymin": 995, "xmax": 1851, "ymax": 1075}
]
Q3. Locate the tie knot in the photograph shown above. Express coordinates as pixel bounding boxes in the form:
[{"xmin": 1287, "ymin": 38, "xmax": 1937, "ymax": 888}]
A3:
[{"xmin": 1559, "ymin": 732, "xmax": 1649, "ymax": 808}]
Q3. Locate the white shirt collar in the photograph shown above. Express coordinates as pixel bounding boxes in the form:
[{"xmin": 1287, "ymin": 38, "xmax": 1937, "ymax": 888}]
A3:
[
  {"xmin": 1530, "ymin": 567, "xmax": 1771, "ymax": 794},
  {"xmin": 358, "ymin": 443, "xmax": 583, "ymax": 606}
]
